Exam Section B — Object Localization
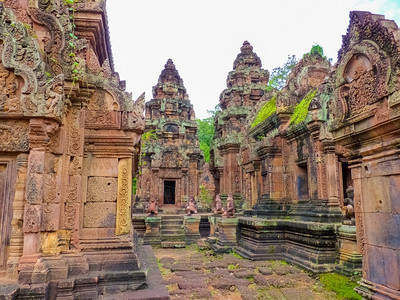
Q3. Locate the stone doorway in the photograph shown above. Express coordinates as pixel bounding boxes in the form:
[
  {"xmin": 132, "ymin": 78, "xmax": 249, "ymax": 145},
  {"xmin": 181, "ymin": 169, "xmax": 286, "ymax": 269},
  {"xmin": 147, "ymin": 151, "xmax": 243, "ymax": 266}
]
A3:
[
  {"xmin": 163, "ymin": 180, "xmax": 176, "ymax": 205},
  {"xmin": 0, "ymin": 158, "xmax": 16, "ymax": 274}
]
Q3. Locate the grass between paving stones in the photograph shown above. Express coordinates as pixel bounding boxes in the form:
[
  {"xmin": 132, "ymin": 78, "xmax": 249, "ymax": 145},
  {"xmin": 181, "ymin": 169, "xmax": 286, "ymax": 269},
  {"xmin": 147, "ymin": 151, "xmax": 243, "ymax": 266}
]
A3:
[{"xmin": 319, "ymin": 273, "xmax": 361, "ymax": 300}]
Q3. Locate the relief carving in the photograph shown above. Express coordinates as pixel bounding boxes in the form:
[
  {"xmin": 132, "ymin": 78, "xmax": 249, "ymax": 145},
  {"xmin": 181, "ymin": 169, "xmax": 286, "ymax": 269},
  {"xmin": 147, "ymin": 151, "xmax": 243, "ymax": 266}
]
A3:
[
  {"xmin": 116, "ymin": 158, "xmax": 132, "ymax": 235},
  {"xmin": 40, "ymin": 203, "xmax": 60, "ymax": 231},
  {"xmin": 0, "ymin": 121, "xmax": 29, "ymax": 152},
  {"xmin": 23, "ymin": 205, "xmax": 41, "ymax": 233}
]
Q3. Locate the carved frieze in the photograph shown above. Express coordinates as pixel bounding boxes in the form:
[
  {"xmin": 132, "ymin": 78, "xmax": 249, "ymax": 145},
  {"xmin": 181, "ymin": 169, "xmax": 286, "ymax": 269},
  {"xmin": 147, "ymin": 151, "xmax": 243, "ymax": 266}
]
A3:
[
  {"xmin": 0, "ymin": 120, "xmax": 29, "ymax": 152},
  {"xmin": 84, "ymin": 110, "xmax": 121, "ymax": 129}
]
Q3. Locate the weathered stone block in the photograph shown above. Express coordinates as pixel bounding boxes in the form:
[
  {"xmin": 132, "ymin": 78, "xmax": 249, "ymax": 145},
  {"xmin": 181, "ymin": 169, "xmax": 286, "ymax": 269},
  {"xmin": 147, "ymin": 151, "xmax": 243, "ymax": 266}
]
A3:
[
  {"xmin": 363, "ymin": 177, "xmax": 390, "ymax": 213},
  {"xmin": 364, "ymin": 212, "xmax": 400, "ymax": 248},
  {"xmin": 389, "ymin": 175, "xmax": 400, "ymax": 214},
  {"xmin": 88, "ymin": 157, "xmax": 118, "ymax": 177},
  {"xmin": 83, "ymin": 203, "xmax": 116, "ymax": 228},
  {"xmin": 365, "ymin": 244, "xmax": 385, "ymax": 286},
  {"xmin": 184, "ymin": 216, "xmax": 201, "ymax": 243},
  {"xmin": 381, "ymin": 247, "xmax": 400, "ymax": 290},
  {"xmin": 86, "ymin": 177, "xmax": 117, "ymax": 202}
]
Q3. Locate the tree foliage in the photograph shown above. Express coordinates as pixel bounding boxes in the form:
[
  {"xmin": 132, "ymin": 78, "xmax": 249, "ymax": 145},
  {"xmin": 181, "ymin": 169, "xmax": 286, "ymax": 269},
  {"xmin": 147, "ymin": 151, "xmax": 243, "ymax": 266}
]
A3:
[
  {"xmin": 196, "ymin": 117, "xmax": 214, "ymax": 162},
  {"xmin": 265, "ymin": 55, "xmax": 298, "ymax": 92},
  {"xmin": 309, "ymin": 44, "xmax": 324, "ymax": 57}
]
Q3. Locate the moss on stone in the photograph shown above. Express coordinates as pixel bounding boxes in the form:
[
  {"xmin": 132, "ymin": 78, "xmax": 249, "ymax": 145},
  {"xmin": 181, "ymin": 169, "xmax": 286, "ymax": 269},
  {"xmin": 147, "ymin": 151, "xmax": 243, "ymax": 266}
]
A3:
[
  {"xmin": 319, "ymin": 273, "xmax": 361, "ymax": 300},
  {"xmin": 251, "ymin": 94, "xmax": 277, "ymax": 128},
  {"xmin": 290, "ymin": 89, "xmax": 317, "ymax": 125}
]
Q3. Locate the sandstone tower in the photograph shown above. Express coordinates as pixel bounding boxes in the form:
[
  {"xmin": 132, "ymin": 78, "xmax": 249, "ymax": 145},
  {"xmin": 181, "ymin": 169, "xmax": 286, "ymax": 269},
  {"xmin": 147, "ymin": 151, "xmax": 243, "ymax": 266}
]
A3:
[
  {"xmin": 210, "ymin": 41, "xmax": 269, "ymax": 203},
  {"xmin": 138, "ymin": 59, "xmax": 203, "ymax": 208}
]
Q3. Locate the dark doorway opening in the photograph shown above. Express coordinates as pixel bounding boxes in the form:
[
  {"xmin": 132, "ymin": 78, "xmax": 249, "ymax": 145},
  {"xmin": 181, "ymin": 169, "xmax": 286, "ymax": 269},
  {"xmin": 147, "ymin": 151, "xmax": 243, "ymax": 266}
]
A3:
[
  {"xmin": 199, "ymin": 216, "xmax": 211, "ymax": 237},
  {"xmin": 296, "ymin": 163, "xmax": 309, "ymax": 200},
  {"xmin": 164, "ymin": 180, "xmax": 176, "ymax": 204}
]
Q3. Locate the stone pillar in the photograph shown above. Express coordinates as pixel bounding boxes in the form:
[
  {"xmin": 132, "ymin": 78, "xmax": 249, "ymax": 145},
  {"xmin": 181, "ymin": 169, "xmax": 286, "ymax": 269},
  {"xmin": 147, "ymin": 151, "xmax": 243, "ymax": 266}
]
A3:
[
  {"xmin": 336, "ymin": 225, "xmax": 362, "ymax": 275},
  {"xmin": 184, "ymin": 215, "xmax": 201, "ymax": 244},
  {"xmin": 324, "ymin": 141, "xmax": 340, "ymax": 206},
  {"xmin": 143, "ymin": 217, "xmax": 161, "ymax": 246},
  {"xmin": 7, "ymin": 154, "xmax": 28, "ymax": 278},
  {"xmin": 211, "ymin": 217, "xmax": 238, "ymax": 253}
]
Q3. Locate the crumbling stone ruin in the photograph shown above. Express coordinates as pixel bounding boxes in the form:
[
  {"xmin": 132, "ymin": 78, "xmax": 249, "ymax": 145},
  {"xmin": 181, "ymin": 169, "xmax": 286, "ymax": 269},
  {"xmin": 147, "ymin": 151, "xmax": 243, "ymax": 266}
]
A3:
[{"xmin": 0, "ymin": 1, "xmax": 399, "ymax": 299}]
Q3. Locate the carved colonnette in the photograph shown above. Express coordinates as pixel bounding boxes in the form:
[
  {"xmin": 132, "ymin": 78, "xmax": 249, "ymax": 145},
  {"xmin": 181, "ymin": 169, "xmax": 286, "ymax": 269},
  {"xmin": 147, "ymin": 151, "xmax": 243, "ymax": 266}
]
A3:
[{"xmin": 328, "ymin": 11, "xmax": 400, "ymax": 299}]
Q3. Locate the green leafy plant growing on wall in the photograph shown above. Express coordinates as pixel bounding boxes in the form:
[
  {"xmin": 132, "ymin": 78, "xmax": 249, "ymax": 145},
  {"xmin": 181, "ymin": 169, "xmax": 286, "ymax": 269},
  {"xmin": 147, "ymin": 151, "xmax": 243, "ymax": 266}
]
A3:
[
  {"xmin": 199, "ymin": 184, "xmax": 213, "ymax": 209},
  {"xmin": 251, "ymin": 93, "xmax": 277, "ymax": 128},
  {"xmin": 290, "ymin": 89, "xmax": 317, "ymax": 125},
  {"xmin": 309, "ymin": 44, "xmax": 325, "ymax": 58},
  {"xmin": 132, "ymin": 176, "xmax": 137, "ymax": 195}
]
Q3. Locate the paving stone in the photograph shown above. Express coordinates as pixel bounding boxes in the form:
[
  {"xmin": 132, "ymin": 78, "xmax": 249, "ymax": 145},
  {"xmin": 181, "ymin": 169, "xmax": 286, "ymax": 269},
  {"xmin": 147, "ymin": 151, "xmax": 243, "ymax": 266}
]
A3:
[
  {"xmin": 233, "ymin": 269, "xmax": 255, "ymax": 279},
  {"xmin": 170, "ymin": 263, "xmax": 190, "ymax": 272},
  {"xmin": 205, "ymin": 260, "xmax": 228, "ymax": 269},
  {"xmin": 258, "ymin": 267, "xmax": 274, "ymax": 275},
  {"xmin": 254, "ymin": 274, "xmax": 268, "ymax": 285},
  {"xmin": 211, "ymin": 279, "xmax": 236, "ymax": 290},
  {"xmin": 254, "ymin": 261, "xmax": 274, "ymax": 268},
  {"xmin": 159, "ymin": 257, "xmax": 176, "ymax": 265},
  {"xmin": 237, "ymin": 285, "xmax": 258, "ymax": 300},
  {"xmin": 281, "ymin": 287, "xmax": 314, "ymax": 300},
  {"xmin": 177, "ymin": 279, "xmax": 207, "ymax": 290}
]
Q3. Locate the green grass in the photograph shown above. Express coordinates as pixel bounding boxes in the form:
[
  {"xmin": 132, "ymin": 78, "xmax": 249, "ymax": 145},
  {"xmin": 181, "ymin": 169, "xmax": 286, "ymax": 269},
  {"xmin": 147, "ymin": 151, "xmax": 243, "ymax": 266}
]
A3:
[
  {"xmin": 228, "ymin": 264, "xmax": 239, "ymax": 270},
  {"xmin": 230, "ymin": 250, "xmax": 245, "ymax": 259},
  {"xmin": 319, "ymin": 273, "xmax": 361, "ymax": 300}
]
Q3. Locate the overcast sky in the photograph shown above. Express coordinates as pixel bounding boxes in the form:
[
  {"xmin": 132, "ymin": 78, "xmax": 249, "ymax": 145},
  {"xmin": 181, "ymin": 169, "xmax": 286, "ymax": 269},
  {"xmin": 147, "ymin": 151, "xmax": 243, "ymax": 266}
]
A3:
[{"xmin": 106, "ymin": 0, "xmax": 400, "ymax": 119}]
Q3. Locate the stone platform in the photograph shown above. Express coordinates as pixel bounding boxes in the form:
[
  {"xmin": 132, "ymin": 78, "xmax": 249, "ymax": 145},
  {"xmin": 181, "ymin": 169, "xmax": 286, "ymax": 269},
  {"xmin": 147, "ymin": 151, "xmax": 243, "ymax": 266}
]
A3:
[
  {"xmin": 235, "ymin": 217, "xmax": 339, "ymax": 273},
  {"xmin": 134, "ymin": 213, "xmax": 211, "ymax": 248}
]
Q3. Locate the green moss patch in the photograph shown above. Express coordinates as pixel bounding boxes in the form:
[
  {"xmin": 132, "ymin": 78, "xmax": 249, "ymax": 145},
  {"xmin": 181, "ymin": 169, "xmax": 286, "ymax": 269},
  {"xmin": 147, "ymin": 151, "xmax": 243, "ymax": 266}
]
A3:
[
  {"xmin": 290, "ymin": 89, "xmax": 317, "ymax": 125},
  {"xmin": 319, "ymin": 273, "xmax": 361, "ymax": 300},
  {"xmin": 251, "ymin": 94, "xmax": 277, "ymax": 128}
]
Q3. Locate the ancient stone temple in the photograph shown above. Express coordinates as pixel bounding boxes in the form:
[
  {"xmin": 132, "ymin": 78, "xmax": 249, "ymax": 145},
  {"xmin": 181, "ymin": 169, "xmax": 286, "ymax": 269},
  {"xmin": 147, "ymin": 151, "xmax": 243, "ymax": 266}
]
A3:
[
  {"xmin": 138, "ymin": 59, "xmax": 202, "ymax": 209},
  {"xmin": 328, "ymin": 11, "xmax": 400, "ymax": 299},
  {"xmin": 210, "ymin": 41, "xmax": 269, "ymax": 206},
  {"xmin": 0, "ymin": 0, "xmax": 167, "ymax": 298}
]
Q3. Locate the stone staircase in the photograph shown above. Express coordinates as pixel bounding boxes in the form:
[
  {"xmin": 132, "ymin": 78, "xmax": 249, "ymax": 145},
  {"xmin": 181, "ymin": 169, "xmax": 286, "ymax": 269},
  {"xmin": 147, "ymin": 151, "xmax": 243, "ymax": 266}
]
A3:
[{"xmin": 160, "ymin": 215, "xmax": 185, "ymax": 248}]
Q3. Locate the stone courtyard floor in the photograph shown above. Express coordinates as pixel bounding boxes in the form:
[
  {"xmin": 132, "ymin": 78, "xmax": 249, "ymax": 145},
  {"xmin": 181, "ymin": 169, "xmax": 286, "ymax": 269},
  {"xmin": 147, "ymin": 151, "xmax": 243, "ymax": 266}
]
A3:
[{"xmin": 153, "ymin": 246, "xmax": 340, "ymax": 300}]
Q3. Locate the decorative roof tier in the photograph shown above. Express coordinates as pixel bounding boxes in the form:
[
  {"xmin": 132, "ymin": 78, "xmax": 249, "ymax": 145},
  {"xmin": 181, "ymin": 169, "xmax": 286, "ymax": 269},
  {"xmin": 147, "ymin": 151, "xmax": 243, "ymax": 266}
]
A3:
[
  {"xmin": 152, "ymin": 59, "xmax": 189, "ymax": 102},
  {"xmin": 219, "ymin": 41, "xmax": 269, "ymax": 110}
]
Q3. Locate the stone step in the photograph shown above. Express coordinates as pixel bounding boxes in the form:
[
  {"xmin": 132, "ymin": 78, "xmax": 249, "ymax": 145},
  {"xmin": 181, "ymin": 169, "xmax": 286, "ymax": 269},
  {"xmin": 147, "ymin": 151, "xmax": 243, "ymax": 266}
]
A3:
[
  {"xmin": 162, "ymin": 215, "xmax": 184, "ymax": 219},
  {"xmin": 161, "ymin": 230, "xmax": 185, "ymax": 235},
  {"xmin": 161, "ymin": 221, "xmax": 183, "ymax": 227},
  {"xmin": 161, "ymin": 223, "xmax": 184, "ymax": 229},
  {"xmin": 161, "ymin": 234, "xmax": 185, "ymax": 242},
  {"xmin": 161, "ymin": 241, "xmax": 186, "ymax": 248}
]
